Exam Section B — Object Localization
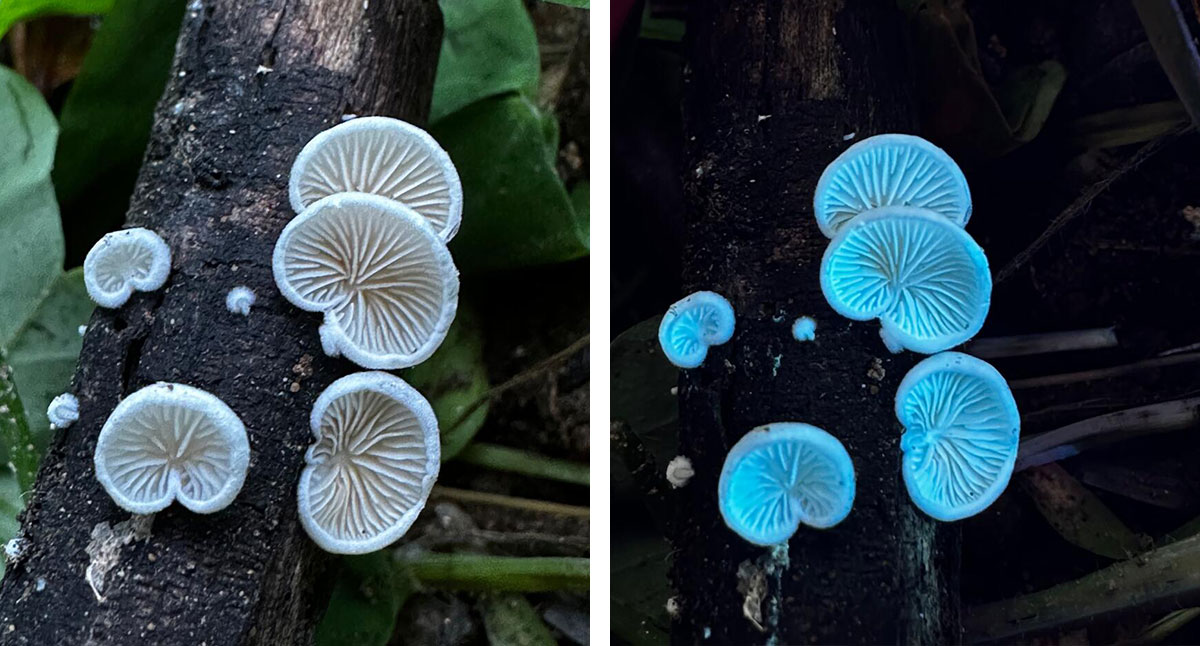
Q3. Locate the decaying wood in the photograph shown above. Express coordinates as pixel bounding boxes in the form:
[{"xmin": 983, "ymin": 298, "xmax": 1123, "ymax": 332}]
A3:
[
  {"xmin": 0, "ymin": 1, "xmax": 441, "ymax": 643},
  {"xmin": 670, "ymin": 1, "xmax": 957, "ymax": 644}
]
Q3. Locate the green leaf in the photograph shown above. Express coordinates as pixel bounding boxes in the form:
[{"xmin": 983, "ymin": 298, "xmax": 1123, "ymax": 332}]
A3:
[
  {"xmin": 437, "ymin": 94, "xmax": 587, "ymax": 272},
  {"xmin": 0, "ymin": 66, "xmax": 64, "ymax": 349},
  {"xmin": 543, "ymin": 0, "xmax": 588, "ymax": 7},
  {"xmin": 611, "ymin": 532, "xmax": 671, "ymax": 646},
  {"xmin": 456, "ymin": 443, "xmax": 589, "ymax": 486},
  {"xmin": 1, "ymin": 351, "xmax": 38, "ymax": 494},
  {"xmin": 996, "ymin": 60, "xmax": 1067, "ymax": 144},
  {"xmin": 52, "ymin": 0, "xmax": 186, "ymax": 259},
  {"xmin": 432, "ymin": 0, "xmax": 540, "ymax": 123},
  {"xmin": 406, "ymin": 553, "xmax": 589, "ymax": 592},
  {"xmin": 7, "ymin": 269, "xmax": 94, "ymax": 452},
  {"xmin": 403, "ymin": 305, "xmax": 488, "ymax": 461},
  {"xmin": 1018, "ymin": 463, "xmax": 1144, "ymax": 560},
  {"xmin": 0, "ymin": 0, "xmax": 113, "ymax": 39},
  {"xmin": 0, "ymin": 471, "xmax": 23, "ymax": 579},
  {"xmin": 315, "ymin": 552, "xmax": 415, "ymax": 646},
  {"xmin": 478, "ymin": 593, "xmax": 556, "ymax": 646}
]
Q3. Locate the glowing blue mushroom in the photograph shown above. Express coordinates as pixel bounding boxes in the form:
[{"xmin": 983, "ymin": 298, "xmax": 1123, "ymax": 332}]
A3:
[
  {"xmin": 813, "ymin": 133, "xmax": 972, "ymax": 238},
  {"xmin": 657, "ymin": 291, "xmax": 735, "ymax": 369},
  {"xmin": 820, "ymin": 206, "xmax": 991, "ymax": 354},
  {"xmin": 718, "ymin": 423, "xmax": 855, "ymax": 545},
  {"xmin": 792, "ymin": 316, "xmax": 817, "ymax": 342},
  {"xmin": 895, "ymin": 352, "xmax": 1020, "ymax": 521}
]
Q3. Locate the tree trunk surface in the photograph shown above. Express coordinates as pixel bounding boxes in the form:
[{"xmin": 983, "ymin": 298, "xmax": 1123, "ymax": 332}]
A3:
[
  {"xmin": 0, "ymin": 1, "xmax": 440, "ymax": 643},
  {"xmin": 670, "ymin": 2, "xmax": 960, "ymax": 644}
]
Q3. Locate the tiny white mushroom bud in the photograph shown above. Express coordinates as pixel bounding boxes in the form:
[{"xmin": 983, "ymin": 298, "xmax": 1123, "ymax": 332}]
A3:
[
  {"xmin": 4, "ymin": 537, "xmax": 26, "ymax": 562},
  {"xmin": 666, "ymin": 596, "xmax": 681, "ymax": 618},
  {"xmin": 225, "ymin": 286, "xmax": 256, "ymax": 316},
  {"xmin": 47, "ymin": 393, "xmax": 79, "ymax": 430},
  {"xmin": 666, "ymin": 455, "xmax": 694, "ymax": 489},
  {"xmin": 78, "ymin": 325, "xmax": 87, "ymax": 337}
]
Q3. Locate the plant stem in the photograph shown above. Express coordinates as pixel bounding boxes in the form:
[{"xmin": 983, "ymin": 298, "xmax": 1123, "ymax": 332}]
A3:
[
  {"xmin": 0, "ymin": 352, "xmax": 37, "ymax": 493},
  {"xmin": 456, "ymin": 443, "xmax": 589, "ymax": 486},
  {"xmin": 965, "ymin": 327, "xmax": 1117, "ymax": 359},
  {"xmin": 1009, "ymin": 351, "xmax": 1200, "ymax": 389},
  {"xmin": 406, "ymin": 553, "xmax": 589, "ymax": 592},
  {"xmin": 431, "ymin": 485, "xmax": 589, "ymax": 518}
]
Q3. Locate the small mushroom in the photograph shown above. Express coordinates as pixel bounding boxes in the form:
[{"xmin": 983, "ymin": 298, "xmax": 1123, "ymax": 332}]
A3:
[
  {"xmin": 289, "ymin": 116, "xmax": 463, "ymax": 241},
  {"xmin": 665, "ymin": 455, "xmax": 694, "ymax": 488},
  {"xmin": 47, "ymin": 393, "xmax": 79, "ymax": 429},
  {"xmin": 791, "ymin": 316, "xmax": 817, "ymax": 342},
  {"xmin": 93, "ymin": 383, "xmax": 250, "ymax": 514},
  {"xmin": 896, "ymin": 352, "xmax": 1020, "ymax": 521},
  {"xmin": 718, "ymin": 423, "xmax": 855, "ymax": 545},
  {"xmin": 657, "ymin": 291, "xmax": 735, "ymax": 369},
  {"xmin": 813, "ymin": 133, "xmax": 971, "ymax": 238},
  {"xmin": 273, "ymin": 192, "xmax": 459, "ymax": 370},
  {"xmin": 225, "ymin": 285, "xmax": 256, "ymax": 315},
  {"xmin": 820, "ymin": 206, "xmax": 991, "ymax": 354},
  {"xmin": 83, "ymin": 228, "xmax": 171, "ymax": 308},
  {"xmin": 297, "ymin": 372, "xmax": 440, "ymax": 554}
]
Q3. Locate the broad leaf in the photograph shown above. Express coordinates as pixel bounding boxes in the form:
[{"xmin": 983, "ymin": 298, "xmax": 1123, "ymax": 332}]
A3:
[
  {"xmin": 611, "ymin": 316, "xmax": 679, "ymax": 476},
  {"xmin": 315, "ymin": 552, "xmax": 415, "ymax": 646},
  {"xmin": 52, "ymin": 0, "xmax": 185, "ymax": 261},
  {"xmin": 611, "ymin": 533, "xmax": 671, "ymax": 645},
  {"xmin": 0, "ymin": 0, "xmax": 113, "ymax": 39},
  {"xmin": 478, "ymin": 593, "xmax": 556, "ymax": 646},
  {"xmin": 432, "ymin": 0, "xmax": 539, "ymax": 123},
  {"xmin": 8, "ymin": 269, "xmax": 94, "ymax": 451},
  {"xmin": 0, "ymin": 472, "xmax": 23, "ymax": 579},
  {"xmin": 403, "ymin": 305, "xmax": 489, "ymax": 461},
  {"xmin": 1019, "ymin": 463, "xmax": 1144, "ymax": 560},
  {"xmin": 437, "ymin": 94, "xmax": 587, "ymax": 272}
]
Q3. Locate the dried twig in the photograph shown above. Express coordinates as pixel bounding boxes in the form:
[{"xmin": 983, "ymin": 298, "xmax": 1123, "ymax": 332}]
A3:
[
  {"xmin": 966, "ymin": 327, "xmax": 1117, "ymax": 359},
  {"xmin": 995, "ymin": 133, "xmax": 1181, "ymax": 284},
  {"xmin": 1008, "ymin": 351, "xmax": 1200, "ymax": 389}
]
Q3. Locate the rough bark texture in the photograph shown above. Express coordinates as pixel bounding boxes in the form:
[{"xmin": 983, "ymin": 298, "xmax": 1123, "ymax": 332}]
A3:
[
  {"xmin": 670, "ymin": 2, "xmax": 960, "ymax": 644},
  {"xmin": 0, "ymin": 1, "xmax": 441, "ymax": 643}
]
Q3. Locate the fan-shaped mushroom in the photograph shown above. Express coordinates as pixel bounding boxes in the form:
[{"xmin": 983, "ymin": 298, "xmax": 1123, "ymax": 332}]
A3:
[
  {"xmin": 718, "ymin": 423, "xmax": 856, "ymax": 545},
  {"xmin": 273, "ymin": 192, "xmax": 460, "ymax": 370},
  {"xmin": 289, "ymin": 116, "xmax": 463, "ymax": 241},
  {"xmin": 896, "ymin": 352, "xmax": 1020, "ymax": 521},
  {"xmin": 820, "ymin": 206, "xmax": 992, "ymax": 354},
  {"xmin": 813, "ymin": 133, "xmax": 971, "ymax": 238},
  {"xmin": 83, "ymin": 228, "xmax": 171, "ymax": 308},
  {"xmin": 93, "ymin": 383, "xmax": 249, "ymax": 514},
  {"xmin": 225, "ymin": 285, "xmax": 256, "ymax": 316},
  {"xmin": 657, "ymin": 291, "xmax": 735, "ymax": 369},
  {"xmin": 297, "ymin": 372, "xmax": 440, "ymax": 554}
]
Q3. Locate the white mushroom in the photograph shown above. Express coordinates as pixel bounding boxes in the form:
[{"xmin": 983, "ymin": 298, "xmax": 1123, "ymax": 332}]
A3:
[
  {"xmin": 225, "ymin": 285, "xmax": 256, "ymax": 316},
  {"xmin": 273, "ymin": 192, "xmax": 459, "ymax": 370},
  {"xmin": 83, "ymin": 228, "xmax": 171, "ymax": 308},
  {"xmin": 288, "ymin": 116, "xmax": 463, "ymax": 241},
  {"xmin": 666, "ymin": 455, "xmax": 694, "ymax": 488},
  {"xmin": 47, "ymin": 393, "xmax": 79, "ymax": 429},
  {"xmin": 93, "ymin": 383, "xmax": 250, "ymax": 514},
  {"xmin": 297, "ymin": 372, "xmax": 440, "ymax": 554}
]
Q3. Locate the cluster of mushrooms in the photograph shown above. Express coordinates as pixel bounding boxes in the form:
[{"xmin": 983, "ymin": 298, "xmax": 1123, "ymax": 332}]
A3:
[
  {"xmin": 59, "ymin": 116, "xmax": 461, "ymax": 555},
  {"xmin": 659, "ymin": 134, "xmax": 1021, "ymax": 547}
]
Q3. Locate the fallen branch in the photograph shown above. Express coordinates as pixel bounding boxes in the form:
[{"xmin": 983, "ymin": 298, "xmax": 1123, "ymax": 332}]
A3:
[
  {"xmin": 1009, "ymin": 351, "xmax": 1200, "ymax": 389},
  {"xmin": 966, "ymin": 327, "xmax": 1117, "ymax": 359},
  {"xmin": 1016, "ymin": 397, "xmax": 1200, "ymax": 470},
  {"xmin": 964, "ymin": 534, "xmax": 1200, "ymax": 643}
]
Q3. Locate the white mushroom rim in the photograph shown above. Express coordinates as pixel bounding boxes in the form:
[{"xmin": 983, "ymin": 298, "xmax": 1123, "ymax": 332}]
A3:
[
  {"xmin": 83, "ymin": 227, "xmax": 172, "ymax": 308},
  {"xmin": 289, "ymin": 116, "xmax": 464, "ymax": 241},
  {"xmin": 297, "ymin": 372, "xmax": 441, "ymax": 554},
  {"xmin": 273, "ymin": 192, "xmax": 460, "ymax": 370},
  {"xmin": 93, "ymin": 383, "xmax": 249, "ymax": 515}
]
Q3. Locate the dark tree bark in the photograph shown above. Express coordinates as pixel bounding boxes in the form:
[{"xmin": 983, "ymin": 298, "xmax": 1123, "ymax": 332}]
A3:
[
  {"xmin": 0, "ymin": 1, "xmax": 441, "ymax": 643},
  {"xmin": 670, "ymin": 2, "xmax": 960, "ymax": 644}
]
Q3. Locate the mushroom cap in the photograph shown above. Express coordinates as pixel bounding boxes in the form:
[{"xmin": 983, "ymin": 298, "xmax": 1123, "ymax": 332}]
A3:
[
  {"xmin": 273, "ymin": 192, "xmax": 460, "ymax": 370},
  {"xmin": 93, "ymin": 383, "xmax": 249, "ymax": 515},
  {"xmin": 820, "ymin": 206, "xmax": 992, "ymax": 354},
  {"xmin": 297, "ymin": 372, "xmax": 440, "ymax": 554},
  {"xmin": 718, "ymin": 423, "xmax": 856, "ymax": 545},
  {"xmin": 289, "ymin": 116, "xmax": 463, "ymax": 241},
  {"xmin": 792, "ymin": 316, "xmax": 817, "ymax": 342},
  {"xmin": 83, "ymin": 228, "xmax": 171, "ymax": 308},
  {"xmin": 657, "ymin": 291, "xmax": 735, "ymax": 369},
  {"xmin": 813, "ymin": 133, "xmax": 971, "ymax": 238},
  {"xmin": 896, "ymin": 352, "xmax": 1020, "ymax": 521}
]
